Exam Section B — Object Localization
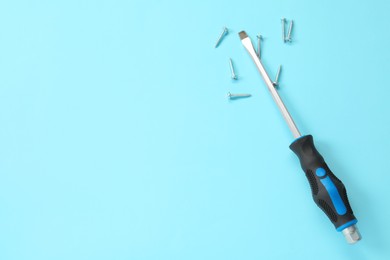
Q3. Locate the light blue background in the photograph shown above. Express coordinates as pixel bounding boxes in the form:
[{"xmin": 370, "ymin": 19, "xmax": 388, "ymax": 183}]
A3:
[{"xmin": 0, "ymin": 0, "xmax": 389, "ymax": 259}]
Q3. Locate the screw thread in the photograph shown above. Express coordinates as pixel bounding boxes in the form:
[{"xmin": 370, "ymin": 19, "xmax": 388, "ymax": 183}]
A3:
[
  {"xmin": 281, "ymin": 18, "xmax": 286, "ymax": 42},
  {"xmin": 215, "ymin": 27, "xmax": 228, "ymax": 48},
  {"xmin": 287, "ymin": 20, "xmax": 293, "ymax": 41}
]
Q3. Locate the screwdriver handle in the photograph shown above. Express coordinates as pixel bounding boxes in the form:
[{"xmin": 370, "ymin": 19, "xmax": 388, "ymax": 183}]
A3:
[{"xmin": 289, "ymin": 135, "xmax": 358, "ymax": 231}]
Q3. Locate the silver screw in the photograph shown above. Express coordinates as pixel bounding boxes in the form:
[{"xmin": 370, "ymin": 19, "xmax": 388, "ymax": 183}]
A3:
[
  {"xmin": 256, "ymin": 35, "xmax": 262, "ymax": 58},
  {"xmin": 229, "ymin": 58, "xmax": 237, "ymax": 80},
  {"xmin": 227, "ymin": 92, "xmax": 251, "ymax": 99},
  {"xmin": 215, "ymin": 27, "xmax": 228, "ymax": 48},
  {"xmin": 287, "ymin": 20, "xmax": 294, "ymax": 42},
  {"xmin": 281, "ymin": 18, "xmax": 286, "ymax": 42},
  {"xmin": 273, "ymin": 65, "xmax": 282, "ymax": 87}
]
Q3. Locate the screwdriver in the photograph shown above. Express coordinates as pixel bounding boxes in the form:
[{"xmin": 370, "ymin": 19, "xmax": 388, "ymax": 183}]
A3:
[{"xmin": 238, "ymin": 31, "xmax": 361, "ymax": 244}]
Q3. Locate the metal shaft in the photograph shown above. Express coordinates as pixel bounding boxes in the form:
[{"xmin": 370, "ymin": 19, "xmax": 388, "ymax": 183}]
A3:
[
  {"xmin": 240, "ymin": 32, "xmax": 301, "ymax": 138},
  {"xmin": 256, "ymin": 35, "xmax": 262, "ymax": 58}
]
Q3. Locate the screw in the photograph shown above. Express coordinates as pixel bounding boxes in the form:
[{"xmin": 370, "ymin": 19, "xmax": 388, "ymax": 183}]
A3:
[
  {"xmin": 215, "ymin": 27, "xmax": 228, "ymax": 48},
  {"xmin": 256, "ymin": 35, "xmax": 262, "ymax": 58},
  {"xmin": 227, "ymin": 92, "xmax": 252, "ymax": 99},
  {"xmin": 229, "ymin": 58, "xmax": 237, "ymax": 80},
  {"xmin": 287, "ymin": 20, "xmax": 293, "ymax": 42},
  {"xmin": 273, "ymin": 65, "xmax": 282, "ymax": 87},
  {"xmin": 281, "ymin": 18, "xmax": 286, "ymax": 42}
]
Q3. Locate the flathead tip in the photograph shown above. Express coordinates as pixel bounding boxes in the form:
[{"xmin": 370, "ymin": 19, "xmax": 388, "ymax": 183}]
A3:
[{"xmin": 238, "ymin": 31, "xmax": 248, "ymax": 40}]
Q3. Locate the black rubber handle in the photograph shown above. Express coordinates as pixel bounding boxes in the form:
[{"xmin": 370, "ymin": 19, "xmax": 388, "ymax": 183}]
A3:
[{"xmin": 289, "ymin": 135, "xmax": 357, "ymax": 230}]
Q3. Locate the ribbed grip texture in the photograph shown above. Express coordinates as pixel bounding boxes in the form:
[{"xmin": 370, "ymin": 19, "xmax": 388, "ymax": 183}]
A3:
[{"xmin": 305, "ymin": 170, "xmax": 318, "ymax": 195}]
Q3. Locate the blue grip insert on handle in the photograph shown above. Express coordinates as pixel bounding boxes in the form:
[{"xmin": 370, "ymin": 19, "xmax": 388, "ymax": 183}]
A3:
[{"xmin": 316, "ymin": 167, "xmax": 347, "ymax": 215}]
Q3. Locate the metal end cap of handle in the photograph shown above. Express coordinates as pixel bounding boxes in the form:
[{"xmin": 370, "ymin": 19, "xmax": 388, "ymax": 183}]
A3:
[{"xmin": 342, "ymin": 224, "xmax": 362, "ymax": 244}]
